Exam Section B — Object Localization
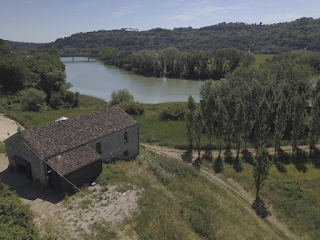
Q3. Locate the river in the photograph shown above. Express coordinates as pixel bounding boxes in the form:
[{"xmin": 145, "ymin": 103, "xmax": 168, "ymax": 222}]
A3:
[{"xmin": 61, "ymin": 57, "xmax": 204, "ymax": 103}]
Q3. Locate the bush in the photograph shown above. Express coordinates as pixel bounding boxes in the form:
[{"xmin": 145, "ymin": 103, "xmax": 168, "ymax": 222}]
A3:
[
  {"xmin": 20, "ymin": 88, "xmax": 47, "ymax": 112},
  {"xmin": 119, "ymin": 101, "xmax": 144, "ymax": 115},
  {"xmin": 159, "ymin": 102, "xmax": 187, "ymax": 121},
  {"xmin": 109, "ymin": 89, "xmax": 134, "ymax": 106}
]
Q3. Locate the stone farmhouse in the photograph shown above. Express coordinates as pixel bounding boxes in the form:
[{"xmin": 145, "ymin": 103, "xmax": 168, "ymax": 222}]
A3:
[{"xmin": 4, "ymin": 106, "xmax": 139, "ymax": 193}]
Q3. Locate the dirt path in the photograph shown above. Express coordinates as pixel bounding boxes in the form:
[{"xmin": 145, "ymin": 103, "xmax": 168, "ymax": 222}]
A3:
[
  {"xmin": 0, "ymin": 115, "xmax": 20, "ymax": 142},
  {"xmin": 141, "ymin": 143, "xmax": 299, "ymax": 240}
]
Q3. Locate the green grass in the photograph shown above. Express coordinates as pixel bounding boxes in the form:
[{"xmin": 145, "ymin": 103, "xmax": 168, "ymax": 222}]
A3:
[
  {"xmin": 0, "ymin": 94, "xmax": 108, "ymax": 129},
  {"xmin": 96, "ymin": 147, "xmax": 278, "ymax": 239},
  {"xmin": 133, "ymin": 103, "xmax": 210, "ymax": 149},
  {"xmin": 0, "ymin": 141, "xmax": 5, "ymax": 153},
  {"xmin": 203, "ymin": 150, "xmax": 320, "ymax": 239},
  {"xmin": 255, "ymin": 54, "xmax": 275, "ymax": 66}
]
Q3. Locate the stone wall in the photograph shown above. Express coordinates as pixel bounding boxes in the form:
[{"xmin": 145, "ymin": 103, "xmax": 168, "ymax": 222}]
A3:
[
  {"xmin": 88, "ymin": 124, "xmax": 139, "ymax": 162},
  {"xmin": 5, "ymin": 133, "xmax": 47, "ymax": 185}
]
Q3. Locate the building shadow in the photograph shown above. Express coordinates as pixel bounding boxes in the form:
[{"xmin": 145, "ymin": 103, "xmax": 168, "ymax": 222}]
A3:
[
  {"xmin": 0, "ymin": 168, "xmax": 63, "ymax": 205},
  {"xmin": 213, "ymin": 156, "xmax": 223, "ymax": 173},
  {"xmin": 292, "ymin": 148, "xmax": 308, "ymax": 173},
  {"xmin": 251, "ymin": 197, "xmax": 271, "ymax": 218},
  {"xmin": 241, "ymin": 149, "xmax": 253, "ymax": 164},
  {"xmin": 181, "ymin": 150, "xmax": 193, "ymax": 163}
]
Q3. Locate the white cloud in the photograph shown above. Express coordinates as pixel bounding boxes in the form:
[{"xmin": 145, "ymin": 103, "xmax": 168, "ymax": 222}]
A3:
[{"xmin": 80, "ymin": 3, "xmax": 90, "ymax": 7}]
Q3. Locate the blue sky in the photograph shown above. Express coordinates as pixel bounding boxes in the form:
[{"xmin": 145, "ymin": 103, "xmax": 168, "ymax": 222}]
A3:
[{"xmin": 1, "ymin": 0, "xmax": 319, "ymax": 43}]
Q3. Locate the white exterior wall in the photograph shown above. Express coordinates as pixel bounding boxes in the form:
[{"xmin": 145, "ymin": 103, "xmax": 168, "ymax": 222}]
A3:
[
  {"xmin": 5, "ymin": 133, "xmax": 47, "ymax": 185},
  {"xmin": 88, "ymin": 124, "xmax": 139, "ymax": 162}
]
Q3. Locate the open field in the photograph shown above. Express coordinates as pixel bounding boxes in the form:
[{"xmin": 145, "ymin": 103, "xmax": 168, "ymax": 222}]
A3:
[{"xmin": 255, "ymin": 54, "xmax": 275, "ymax": 65}]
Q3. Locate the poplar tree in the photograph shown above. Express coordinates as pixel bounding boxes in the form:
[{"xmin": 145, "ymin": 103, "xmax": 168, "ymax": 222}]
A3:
[
  {"xmin": 309, "ymin": 93, "xmax": 320, "ymax": 155},
  {"xmin": 273, "ymin": 96, "xmax": 288, "ymax": 158},
  {"xmin": 291, "ymin": 95, "xmax": 305, "ymax": 155},
  {"xmin": 225, "ymin": 91, "xmax": 236, "ymax": 150},
  {"xmin": 253, "ymin": 97, "xmax": 270, "ymax": 153},
  {"xmin": 253, "ymin": 145, "xmax": 272, "ymax": 199},
  {"xmin": 216, "ymin": 101, "xmax": 227, "ymax": 157},
  {"xmin": 243, "ymin": 86, "xmax": 259, "ymax": 149},
  {"xmin": 204, "ymin": 93, "xmax": 215, "ymax": 149},
  {"xmin": 186, "ymin": 95, "xmax": 196, "ymax": 150},
  {"xmin": 235, "ymin": 100, "xmax": 245, "ymax": 159},
  {"xmin": 194, "ymin": 110, "xmax": 203, "ymax": 160}
]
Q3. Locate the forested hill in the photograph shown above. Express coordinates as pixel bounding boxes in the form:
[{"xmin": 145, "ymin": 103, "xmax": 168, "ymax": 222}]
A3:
[{"xmin": 12, "ymin": 17, "xmax": 320, "ymax": 54}]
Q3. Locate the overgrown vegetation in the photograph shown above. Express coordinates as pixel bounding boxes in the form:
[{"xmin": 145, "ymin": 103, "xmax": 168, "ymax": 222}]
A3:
[
  {"xmin": 0, "ymin": 94, "xmax": 108, "ymax": 128},
  {"xmin": 0, "ymin": 39, "xmax": 79, "ymax": 111},
  {"xmin": 0, "ymin": 182, "xmax": 41, "ymax": 239}
]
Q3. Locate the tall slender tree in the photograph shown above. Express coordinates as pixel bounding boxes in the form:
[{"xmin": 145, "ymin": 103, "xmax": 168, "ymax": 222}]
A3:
[
  {"xmin": 309, "ymin": 93, "xmax": 320, "ymax": 155},
  {"xmin": 273, "ymin": 95, "xmax": 288, "ymax": 158},
  {"xmin": 253, "ymin": 145, "xmax": 272, "ymax": 199},
  {"xmin": 235, "ymin": 100, "xmax": 245, "ymax": 159},
  {"xmin": 186, "ymin": 95, "xmax": 196, "ymax": 150},
  {"xmin": 291, "ymin": 95, "xmax": 305, "ymax": 155},
  {"xmin": 194, "ymin": 110, "xmax": 204, "ymax": 160},
  {"xmin": 225, "ymin": 91, "xmax": 236, "ymax": 150},
  {"xmin": 204, "ymin": 93, "xmax": 216, "ymax": 149},
  {"xmin": 216, "ymin": 101, "xmax": 227, "ymax": 157},
  {"xmin": 253, "ymin": 96, "xmax": 270, "ymax": 153}
]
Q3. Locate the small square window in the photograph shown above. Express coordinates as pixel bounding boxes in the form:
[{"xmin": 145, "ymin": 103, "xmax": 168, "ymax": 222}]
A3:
[
  {"xmin": 124, "ymin": 150, "xmax": 129, "ymax": 156},
  {"xmin": 124, "ymin": 132, "xmax": 128, "ymax": 143},
  {"xmin": 96, "ymin": 142, "xmax": 102, "ymax": 154}
]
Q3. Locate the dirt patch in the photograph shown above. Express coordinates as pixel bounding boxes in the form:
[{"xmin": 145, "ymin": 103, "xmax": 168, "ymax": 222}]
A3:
[
  {"xmin": 35, "ymin": 184, "xmax": 142, "ymax": 239},
  {"xmin": 0, "ymin": 115, "xmax": 23, "ymax": 142}
]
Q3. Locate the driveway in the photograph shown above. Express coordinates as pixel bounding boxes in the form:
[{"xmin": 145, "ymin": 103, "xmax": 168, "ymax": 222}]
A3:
[{"xmin": 0, "ymin": 115, "xmax": 19, "ymax": 141}]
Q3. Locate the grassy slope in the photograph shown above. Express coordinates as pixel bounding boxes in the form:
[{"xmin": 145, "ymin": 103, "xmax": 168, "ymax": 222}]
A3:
[
  {"xmin": 97, "ymin": 147, "xmax": 278, "ymax": 239},
  {"xmin": 202, "ymin": 147, "xmax": 320, "ymax": 239}
]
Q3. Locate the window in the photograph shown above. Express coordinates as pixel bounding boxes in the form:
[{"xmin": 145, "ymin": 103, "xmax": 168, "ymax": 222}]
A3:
[
  {"xmin": 96, "ymin": 142, "xmax": 102, "ymax": 154},
  {"xmin": 124, "ymin": 150, "xmax": 129, "ymax": 156},
  {"xmin": 124, "ymin": 132, "xmax": 128, "ymax": 143}
]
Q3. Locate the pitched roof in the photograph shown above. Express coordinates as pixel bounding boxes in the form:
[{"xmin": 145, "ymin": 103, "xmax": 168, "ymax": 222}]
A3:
[
  {"xmin": 47, "ymin": 145, "xmax": 101, "ymax": 176},
  {"xmin": 20, "ymin": 106, "xmax": 138, "ymax": 159}
]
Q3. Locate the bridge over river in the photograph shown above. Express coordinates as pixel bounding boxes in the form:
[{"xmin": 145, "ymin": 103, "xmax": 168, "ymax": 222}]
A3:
[{"xmin": 60, "ymin": 54, "xmax": 101, "ymax": 61}]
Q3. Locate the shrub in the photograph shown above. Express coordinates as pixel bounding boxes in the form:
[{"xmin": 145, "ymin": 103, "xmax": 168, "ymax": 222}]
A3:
[
  {"xmin": 20, "ymin": 88, "xmax": 47, "ymax": 112},
  {"xmin": 109, "ymin": 89, "xmax": 134, "ymax": 106},
  {"xmin": 159, "ymin": 102, "xmax": 187, "ymax": 121},
  {"xmin": 119, "ymin": 101, "xmax": 144, "ymax": 115}
]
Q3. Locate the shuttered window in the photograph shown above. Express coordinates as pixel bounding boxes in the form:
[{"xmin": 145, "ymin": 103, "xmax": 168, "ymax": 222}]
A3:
[{"xmin": 96, "ymin": 142, "xmax": 102, "ymax": 154}]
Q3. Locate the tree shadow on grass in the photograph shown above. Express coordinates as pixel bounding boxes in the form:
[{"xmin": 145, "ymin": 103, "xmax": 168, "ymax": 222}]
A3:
[
  {"xmin": 274, "ymin": 158, "xmax": 287, "ymax": 173},
  {"xmin": 252, "ymin": 197, "xmax": 271, "ymax": 218},
  {"xmin": 277, "ymin": 148, "xmax": 291, "ymax": 165},
  {"xmin": 241, "ymin": 149, "xmax": 253, "ymax": 165},
  {"xmin": 224, "ymin": 150, "xmax": 233, "ymax": 165},
  {"xmin": 310, "ymin": 147, "xmax": 320, "ymax": 168},
  {"xmin": 233, "ymin": 156, "xmax": 243, "ymax": 173},
  {"xmin": 213, "ymin": 156, "xmax": 223, "ymax": 173},
  {"xmin": 203, "ymin": 150, "xmax": 213, "ymax": 162},
  {"xmin": 181, "ymin": 150, "xmax": 193, "ymax": 163},
  {"xmin": 292, "ymin": 148, "xmax": 308, "ymax": 173}
]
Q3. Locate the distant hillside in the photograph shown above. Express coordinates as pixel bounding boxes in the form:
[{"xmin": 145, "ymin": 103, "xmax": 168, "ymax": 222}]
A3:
[{"xmin": 6, "ymin": 17, "xmax": 320, "ymax": 54}]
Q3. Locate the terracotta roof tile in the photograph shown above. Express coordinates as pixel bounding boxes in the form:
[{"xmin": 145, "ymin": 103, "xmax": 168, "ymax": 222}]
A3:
[
  {"xmin": 20, "ymin": 106, "xmax": 138, "ymax": 159},
  {"xmin": 47, "ymin": 145, "xmax": 101, "ymax": 176}
]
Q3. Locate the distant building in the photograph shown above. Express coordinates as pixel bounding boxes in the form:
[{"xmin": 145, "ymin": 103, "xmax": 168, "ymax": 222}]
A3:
[{"xmin": 5, "ymin": 106, "xmax": 139, "ymax": 193}]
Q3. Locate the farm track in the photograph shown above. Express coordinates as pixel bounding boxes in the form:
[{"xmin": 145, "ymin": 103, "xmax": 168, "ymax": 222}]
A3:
[{"xmin": 141, "ymin": 143, "xmax": 299, "ymax": 240}]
